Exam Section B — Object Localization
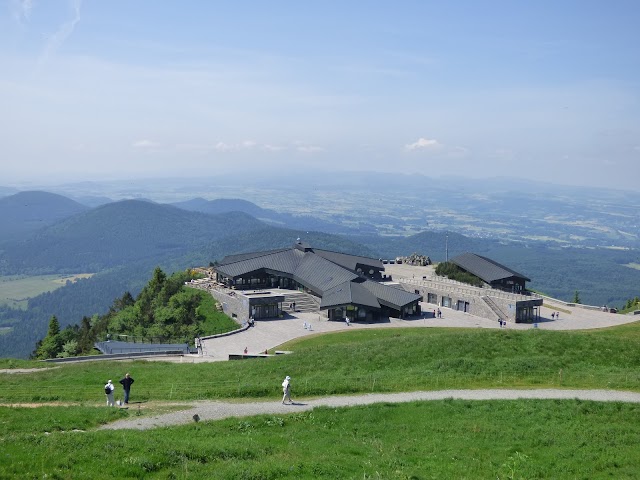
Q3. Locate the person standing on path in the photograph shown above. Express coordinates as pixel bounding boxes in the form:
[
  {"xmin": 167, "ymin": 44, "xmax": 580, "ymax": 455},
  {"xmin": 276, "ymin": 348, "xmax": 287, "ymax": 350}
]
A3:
[
  {"xmin": 119, "ymin": 373, "xmax": 134, "ymax": 404},
  {"xmin": 105, "ymin": 380, "xmax": 115, "ymax": 407},
  {"xmin": 282, "ymin": 376, "xmax": 292, "ymax": 404}
]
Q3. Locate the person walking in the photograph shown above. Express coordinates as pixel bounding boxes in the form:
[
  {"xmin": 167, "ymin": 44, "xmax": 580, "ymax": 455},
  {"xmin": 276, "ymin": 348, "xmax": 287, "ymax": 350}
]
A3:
[
  {"xmin": 119, "ymin": 373, "xmax": 134, "ymax": 405},
  {"xmin": 282, "ymin": 375, "xmax": 292, "ymax": 404},
  {"xmin": 104, "ymin": 380, "xmax": 115, "ymax": 407}
]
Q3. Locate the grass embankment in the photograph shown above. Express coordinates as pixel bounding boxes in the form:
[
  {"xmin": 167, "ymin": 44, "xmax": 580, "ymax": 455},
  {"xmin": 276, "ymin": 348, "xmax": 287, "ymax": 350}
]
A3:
[
  {"xmin": 1, "ymin": 323, "xmax": 639, "ymax": 403},
  {"xmin": 194, "ymin": 289, "xmax": 239, "ymax": 335},
  {"xmin": 1, "ymin": 323, "xmax": 640, "ymax": 478},
  {"xmin": 1, "ymin": 400, "xmax": 638, "ymax": 478}
]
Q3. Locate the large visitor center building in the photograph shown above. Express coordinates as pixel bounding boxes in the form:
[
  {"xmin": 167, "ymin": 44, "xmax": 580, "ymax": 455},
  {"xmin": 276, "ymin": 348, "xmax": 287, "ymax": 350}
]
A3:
[{"xmin": 193, "ymin": 240, "xmax": 542, "ymax": 325}]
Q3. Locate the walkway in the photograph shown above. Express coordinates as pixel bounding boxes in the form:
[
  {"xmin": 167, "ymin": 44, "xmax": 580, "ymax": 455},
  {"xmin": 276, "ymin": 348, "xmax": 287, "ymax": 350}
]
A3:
[{"xmin": 99, "ymin": 388, "xmax": 640, "ymax": 430}]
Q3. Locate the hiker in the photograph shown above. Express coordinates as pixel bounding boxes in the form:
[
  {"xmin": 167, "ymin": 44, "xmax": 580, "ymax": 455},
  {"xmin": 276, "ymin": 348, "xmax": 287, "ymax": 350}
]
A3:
[
  {"xmin": 244, "ymin": 347, "xmax": 248, "ymax": 354},
  {"xmin": 282, "ymin": 375, "xmax": 292, "ymax": 404},
  {"xmin": 119, "ymin": 373, "xmax": 134, "ymax": 404},
  {"xmin": 551, "ymin": 312, "xmax": 555, "ymax": 319},
  {"xmin": 104, "ymin": 380, "xmax": 115, "ymax": 407}
]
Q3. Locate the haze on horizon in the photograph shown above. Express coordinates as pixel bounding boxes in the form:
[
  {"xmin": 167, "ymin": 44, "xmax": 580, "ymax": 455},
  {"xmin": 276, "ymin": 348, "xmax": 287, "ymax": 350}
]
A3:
[{"xmin": 1, "ymin": 1, "xmax": 639, "ymax": 191}]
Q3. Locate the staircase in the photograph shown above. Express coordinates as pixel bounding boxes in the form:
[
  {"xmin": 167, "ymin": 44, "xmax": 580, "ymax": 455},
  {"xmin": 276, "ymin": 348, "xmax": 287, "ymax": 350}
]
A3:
[
  {"xmin": 482, "ymin": 296, "xmax": 510, "ymax": 322},
  {"xmin": 282, "ymin": 291, "xmax": 319, "ymax": 313}
]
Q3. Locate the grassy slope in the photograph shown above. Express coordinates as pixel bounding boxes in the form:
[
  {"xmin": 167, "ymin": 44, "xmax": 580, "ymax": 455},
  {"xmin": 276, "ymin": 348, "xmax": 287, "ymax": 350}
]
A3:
[
  {"xmin": 0, "ymin": 401, "xmax": 638, "ymax": 479},
  {"xmin": 1, "ymin": 322, "xmax": 639, "ymax": 402},
  {"xmin": 1, "ymin": 323, "xmax": 640, "ymax": 478}
]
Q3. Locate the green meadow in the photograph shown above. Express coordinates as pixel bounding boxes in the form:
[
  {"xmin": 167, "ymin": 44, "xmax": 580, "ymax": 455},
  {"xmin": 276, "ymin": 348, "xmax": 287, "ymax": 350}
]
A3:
[
  {"xmin": 0, "ymin": 274, "xmax": 93, "ymax": 309},
  {"xmin": 1, "ymin": 322, "xmax": 639, "ymax": 478}
]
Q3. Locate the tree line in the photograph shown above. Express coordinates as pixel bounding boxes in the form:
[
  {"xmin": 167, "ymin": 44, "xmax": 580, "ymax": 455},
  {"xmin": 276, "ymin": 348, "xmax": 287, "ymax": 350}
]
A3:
[{"xmin": 31, "ymin": 267, "xmax": 237, "ymax": 359}]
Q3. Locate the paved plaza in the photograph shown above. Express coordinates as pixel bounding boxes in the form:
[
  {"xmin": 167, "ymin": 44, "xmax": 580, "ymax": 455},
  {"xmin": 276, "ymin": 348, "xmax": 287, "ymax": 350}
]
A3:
[{"xmin": 189, "ymin": 263, "xmax": 638, "ymax": 363}]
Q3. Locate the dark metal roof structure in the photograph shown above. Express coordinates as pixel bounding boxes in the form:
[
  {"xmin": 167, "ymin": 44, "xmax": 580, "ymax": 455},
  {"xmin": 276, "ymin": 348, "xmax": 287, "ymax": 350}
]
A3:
[
  {"xmin": 216, "ymin": 243, "xmax": 421, "ymax": 311},
  {"xmin": 320, "ymin": 280, "xmax": 381, "ymax": 309},
  {"xmin": 450, "ymin": 252, "xmax": 530, "ymax": 283}
]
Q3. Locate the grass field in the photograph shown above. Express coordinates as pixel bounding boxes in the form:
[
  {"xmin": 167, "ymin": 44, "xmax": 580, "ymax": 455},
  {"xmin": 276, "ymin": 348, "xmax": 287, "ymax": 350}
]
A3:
[
  {"xmin": 1, "ymin": 323, "xmax": 639, "ymax": 403},
  {"xmin": 0, "ymin": 273, "xmax": 94, "ymax": 309},
  {"xmin": 1, "ymin": 322, "xmax": 639, "ymax": 478},
  {"xmin": 0, "ymin": 399, "xmax": 638, "ymax": 478}
]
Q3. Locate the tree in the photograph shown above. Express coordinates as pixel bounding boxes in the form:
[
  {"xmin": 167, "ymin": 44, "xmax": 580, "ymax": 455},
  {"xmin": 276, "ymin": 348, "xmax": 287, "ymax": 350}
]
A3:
[
  {"xmin": 573, "ymin": 290, "xmax": 581, "ymax": 304},
  {"xmin": 33, "ymin": 315, "xmax": 63, "ymax": 359}
]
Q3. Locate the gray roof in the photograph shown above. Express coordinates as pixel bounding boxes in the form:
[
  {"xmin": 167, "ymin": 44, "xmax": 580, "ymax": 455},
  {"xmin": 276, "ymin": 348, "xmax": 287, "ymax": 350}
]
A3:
[
  {"xmin": 292, "ymin": 253, "xmax": 358, "ymax": 293},
  {"xmin": 360, "ymin": 279, "xmax": 422, "ymax": 309},
  {"xmin": 450, "ymin": 252, "xmax": 530, "ymax": 283},
  {"xmin": 215, "ymin": 249, "xmax": 302, "ymax": 278},
  {"xmin": 215, "ymin": 243, "xmax": 421, "ymax": 311},
  {"xmin": 320, "ymin": 281, "xmax": 381, "ymax": 309},
  {"xmin": 312, "ymin": 249, "xmax": 384, "ymax": 271},
  {"xmin": 218, "ymin": 248, "xmax": 289, "ymax": 266}
]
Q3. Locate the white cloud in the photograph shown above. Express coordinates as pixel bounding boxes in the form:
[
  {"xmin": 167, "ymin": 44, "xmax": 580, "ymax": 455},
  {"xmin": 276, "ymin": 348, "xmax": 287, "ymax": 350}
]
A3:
[
  {"xmin": 213, "ymin": 140, "xmax": 258, "ymax": 152},
  {"xmin": 404, "ymin": 137, "xmax": 442, "ymax": 151},
  {"xmin": 132, "ymin": 139, "xmax": 160, "ymax": 148},
  {"xmin": 38, "ymin": 0, "xmax": 83, "ymax": 66},
  {"xmin": 11, "ymin": 0, "xmax": 33, "ymax": 23}
]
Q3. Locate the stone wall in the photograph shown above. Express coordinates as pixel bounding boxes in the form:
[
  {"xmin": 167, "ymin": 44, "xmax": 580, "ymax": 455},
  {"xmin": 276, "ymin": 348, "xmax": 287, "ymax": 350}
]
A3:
[{"xmin": 208, "ymin": 289, "xmax": 250, "ymax": 323}]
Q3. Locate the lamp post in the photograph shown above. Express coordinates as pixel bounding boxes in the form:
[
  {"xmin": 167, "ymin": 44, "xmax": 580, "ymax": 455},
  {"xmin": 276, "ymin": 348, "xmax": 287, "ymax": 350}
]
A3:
[{"xmin": 445, "ymin": 233, "xmax": 449, "ymax": 262}]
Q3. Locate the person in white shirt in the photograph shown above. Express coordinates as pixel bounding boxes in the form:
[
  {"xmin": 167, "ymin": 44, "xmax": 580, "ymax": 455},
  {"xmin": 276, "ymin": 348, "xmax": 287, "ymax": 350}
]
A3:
[
  {"xmin": 281, "ymin": 376, "xmax": 292, "ymax": 404},
  {"xmin": 104, "ymin": 380, "xmax": 115, "ymax": 407}
]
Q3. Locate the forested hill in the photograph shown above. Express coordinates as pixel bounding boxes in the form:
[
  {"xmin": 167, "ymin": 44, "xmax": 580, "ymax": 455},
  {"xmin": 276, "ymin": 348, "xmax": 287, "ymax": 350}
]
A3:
[
  {"xmin": 0, "ymin": 213, "xmax": 377, "ymax": 359},
  {"xmin": 0, "ymin": 200, "xmax": 267, "ymax": 274},
  {"xmin": 0, "ymin": 190, "xmax": 88, "ymax": 244}
]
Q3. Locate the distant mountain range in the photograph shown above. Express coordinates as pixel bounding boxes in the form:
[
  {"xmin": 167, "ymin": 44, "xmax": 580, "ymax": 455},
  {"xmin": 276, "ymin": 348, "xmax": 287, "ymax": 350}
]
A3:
[
  {"xmin": 0, "ymin": 191, "xmax": 88, "ymax": 244},
  {"xmin": 0, "ymin": 187, "xmax": 638, "ymax": 359}
]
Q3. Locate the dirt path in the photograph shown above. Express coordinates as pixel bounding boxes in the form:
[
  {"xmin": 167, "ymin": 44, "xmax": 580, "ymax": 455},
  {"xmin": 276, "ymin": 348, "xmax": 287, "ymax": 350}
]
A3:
[{"xmin": 98, "ymin": 389, "xmax": 640, "ymax": 430}]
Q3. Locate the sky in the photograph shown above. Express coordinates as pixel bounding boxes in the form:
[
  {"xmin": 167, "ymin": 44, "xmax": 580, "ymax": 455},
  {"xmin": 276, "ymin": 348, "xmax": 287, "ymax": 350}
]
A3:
[{"xmin": 1, "ymin": 1, "xmax": 639, "ymax": 190}]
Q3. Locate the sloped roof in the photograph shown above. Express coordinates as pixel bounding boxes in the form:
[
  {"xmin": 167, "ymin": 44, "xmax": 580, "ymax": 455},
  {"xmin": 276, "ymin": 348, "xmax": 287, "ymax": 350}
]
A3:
[
  {"xmin": 312, "ymin": 249, "xmax": 383, "ymax": 271},
  {"xmin": 292, "ymin": 252, "xmax": 358, "ymax": 292},
  {"xmin": 214, "ymin": 243, "xmax": 421, "ymax": 311},
  {"xmin": 450, "ymin": 252, "xmax": 530, "ymax": 283},
  {"xmin": 218, "ymin": 248, "xmax": 290, "ymax": 266},
  {"xmin": 360, "ymin": 279, "xmax": 423, "ymax": 309},
  {"xmin": 320, "ymin": 280, "xmax": 381, "ymax": 309}
]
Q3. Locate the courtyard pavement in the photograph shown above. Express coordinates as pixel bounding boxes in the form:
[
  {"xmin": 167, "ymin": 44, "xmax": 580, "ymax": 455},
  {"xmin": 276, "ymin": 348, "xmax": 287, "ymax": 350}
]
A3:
[{"xmin": 187, "ymin": 264, "xmax": 638, "ymax": 363}]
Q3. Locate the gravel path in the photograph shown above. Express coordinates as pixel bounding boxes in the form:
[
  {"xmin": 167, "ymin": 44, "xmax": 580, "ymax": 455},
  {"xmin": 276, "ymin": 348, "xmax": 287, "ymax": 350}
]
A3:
[{"xmin": 99, "ymin": 389, "xmax": 640, "ymax": 430}]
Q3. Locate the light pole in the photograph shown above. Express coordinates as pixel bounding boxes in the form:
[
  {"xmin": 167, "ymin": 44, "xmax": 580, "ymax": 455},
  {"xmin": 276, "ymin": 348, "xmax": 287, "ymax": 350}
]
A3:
[{"xmin": 445, "ymin": 233, "xmax": 449, "ymax": 262}]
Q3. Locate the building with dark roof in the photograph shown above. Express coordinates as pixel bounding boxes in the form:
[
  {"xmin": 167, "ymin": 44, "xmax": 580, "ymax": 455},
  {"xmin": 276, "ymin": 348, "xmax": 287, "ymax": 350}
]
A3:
[
  {"xmin": 212, "ymin": 240, "xmax": 421, "ymax": 322},
  {"xmin": 450, "ymin": 252, "xmax": 530, "ymax": 294}
]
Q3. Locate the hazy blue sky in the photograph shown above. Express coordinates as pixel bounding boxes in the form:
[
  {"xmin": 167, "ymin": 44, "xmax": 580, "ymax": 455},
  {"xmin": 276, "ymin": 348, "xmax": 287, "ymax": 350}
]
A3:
[{"xmin": 2, "ymin": 1, "xmax": 639, "ymax": 190}]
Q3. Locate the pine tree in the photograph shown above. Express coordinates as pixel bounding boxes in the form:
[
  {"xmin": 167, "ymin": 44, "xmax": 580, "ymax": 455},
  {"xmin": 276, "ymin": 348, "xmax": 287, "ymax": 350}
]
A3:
[
  {"xmin": 33, "ymin": 315, "xmax": 63, "ymax": 359},
  {"xmin": 573, "ymin": 290, "xmax": 581, "ymax": 304}
]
